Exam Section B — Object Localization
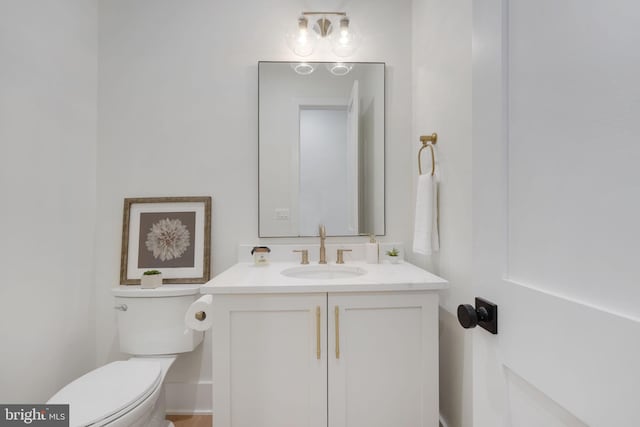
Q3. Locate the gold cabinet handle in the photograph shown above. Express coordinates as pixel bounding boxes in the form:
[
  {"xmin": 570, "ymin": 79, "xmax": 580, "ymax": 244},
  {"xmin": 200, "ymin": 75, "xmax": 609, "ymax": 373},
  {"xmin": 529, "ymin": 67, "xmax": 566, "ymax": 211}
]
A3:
[
  {"xmin": 335, "ymin": 306, "xmax": 340, "ymax": 359},
  {"xmin": 316, "ymin": 306, "xmax": 321, "ymax": 360}
]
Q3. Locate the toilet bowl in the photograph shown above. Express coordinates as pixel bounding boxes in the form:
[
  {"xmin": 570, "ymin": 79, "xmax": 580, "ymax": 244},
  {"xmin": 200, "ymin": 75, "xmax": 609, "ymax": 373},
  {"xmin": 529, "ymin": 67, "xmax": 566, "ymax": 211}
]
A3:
[{"xmin": 48, "ymin": 284, "xmax": 204, "ymax": 427}]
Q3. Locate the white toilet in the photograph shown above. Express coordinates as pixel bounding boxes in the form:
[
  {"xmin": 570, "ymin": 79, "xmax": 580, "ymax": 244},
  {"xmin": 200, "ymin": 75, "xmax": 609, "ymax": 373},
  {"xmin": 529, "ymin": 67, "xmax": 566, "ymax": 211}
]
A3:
[{"xmin": 48, "ymin": 284, "xmax": 204, "ymax": 427}]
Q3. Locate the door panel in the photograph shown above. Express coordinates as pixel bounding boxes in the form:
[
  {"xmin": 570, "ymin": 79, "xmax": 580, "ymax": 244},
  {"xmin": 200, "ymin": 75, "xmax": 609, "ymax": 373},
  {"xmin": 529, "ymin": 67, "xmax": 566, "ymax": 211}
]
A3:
[
  {"xmin": 328, "ymin": 292, "xmax": 439, "ymax": 427},
  {"xmin": 500, "ymin": 281, "xmax": 640, "ymax": 426},
  {"xmin": 507, "ymin": 0, "xmax": 640, "ymax": 317},
  {"xmin": 472, "ymin": 0, "xmax": 640, "ymax": 426},
  {"xmin": 505, "ymin": 368, "xmax": 588, "ymax": 427}
]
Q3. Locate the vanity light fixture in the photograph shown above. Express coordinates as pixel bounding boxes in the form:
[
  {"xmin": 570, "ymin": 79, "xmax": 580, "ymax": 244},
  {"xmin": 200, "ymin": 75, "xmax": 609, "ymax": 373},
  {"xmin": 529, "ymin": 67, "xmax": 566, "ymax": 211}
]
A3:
[{"xmin": 286, "ymin": 12, "xmax": 361, "ymax": 57}]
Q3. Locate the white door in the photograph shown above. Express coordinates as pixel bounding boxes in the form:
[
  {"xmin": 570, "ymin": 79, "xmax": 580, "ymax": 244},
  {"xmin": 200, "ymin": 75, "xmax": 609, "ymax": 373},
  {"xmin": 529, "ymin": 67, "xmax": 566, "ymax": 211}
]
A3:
[
  {"xmin": 328, "ymin": 292, "xmax": 439, "ymax": 427},
  {"xmin": 211, "ymin": 294, "xmax": 327, "ymax": 427},
  {"xmin": 472, "ymin": 1, "xmax": 640, "ymax": 426},
  {"xmin": 346, "ymin": 80, "xmax": 360, "ymax": 234}
]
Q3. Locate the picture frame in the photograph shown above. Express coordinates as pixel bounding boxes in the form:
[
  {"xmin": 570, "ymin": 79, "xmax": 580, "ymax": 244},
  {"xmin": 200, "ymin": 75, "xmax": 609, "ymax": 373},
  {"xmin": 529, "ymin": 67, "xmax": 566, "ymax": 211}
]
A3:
[{"xmin": 120, "ymin": 196, "xmax": 212, "ymax": 285}]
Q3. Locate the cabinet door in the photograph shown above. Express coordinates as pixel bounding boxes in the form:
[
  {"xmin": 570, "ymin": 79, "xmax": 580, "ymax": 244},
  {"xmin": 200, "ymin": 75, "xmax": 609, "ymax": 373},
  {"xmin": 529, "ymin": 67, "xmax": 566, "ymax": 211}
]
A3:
[
  {"xmin": 211, "ymin": 293, "xmax": 327, "ymax": 427},
  {"xmin": 328, "ymin": 292, "xmax": 439, "ymax": 427}
]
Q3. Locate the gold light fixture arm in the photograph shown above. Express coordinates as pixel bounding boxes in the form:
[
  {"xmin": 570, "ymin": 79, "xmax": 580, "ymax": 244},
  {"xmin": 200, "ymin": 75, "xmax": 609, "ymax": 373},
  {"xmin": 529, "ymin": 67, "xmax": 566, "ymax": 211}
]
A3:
[
  {"xmin": 302, "ymin": 12, "xmax": 347, "ymax": 16},
  {"xmin": 301, "ymin": 12, "xmax": 348, "ymax": 37},
  {"xmin": 418, "ymin": 133, "xmax": 438, "ymax": 176}
]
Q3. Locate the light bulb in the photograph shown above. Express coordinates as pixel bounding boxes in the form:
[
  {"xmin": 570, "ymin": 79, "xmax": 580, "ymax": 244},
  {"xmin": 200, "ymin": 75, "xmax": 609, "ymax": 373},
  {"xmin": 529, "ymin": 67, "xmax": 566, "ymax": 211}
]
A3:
[
  {"xmin": 330, "ymin": 17, "xmax": 361, "ymax": 57},
  {"xmin": 286, "ymin": 16, "xmax": 317, "ymax": 57}
]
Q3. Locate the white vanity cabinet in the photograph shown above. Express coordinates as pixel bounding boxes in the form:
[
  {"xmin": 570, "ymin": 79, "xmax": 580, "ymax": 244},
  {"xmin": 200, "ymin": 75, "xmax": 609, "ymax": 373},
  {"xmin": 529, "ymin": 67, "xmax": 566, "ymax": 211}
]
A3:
[
  {"xmin": 328, "ymin": 292, "xmax": 438, "ymax": 427},
  {"xmin": 211, "ymin": 293, "xmax": 328, "ymax": 427},
  {"xmin": 210, "ymin": 290, "xmax": 439, "ymax": 427}
]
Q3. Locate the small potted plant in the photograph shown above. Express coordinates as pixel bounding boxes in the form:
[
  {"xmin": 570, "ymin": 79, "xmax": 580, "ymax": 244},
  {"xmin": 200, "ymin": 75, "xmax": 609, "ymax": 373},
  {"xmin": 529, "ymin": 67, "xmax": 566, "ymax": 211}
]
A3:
[
  {"xmin": 386, "ymin": 247, "xmax": 401, "ymax": 264},
  {"xmin": 141, "ymin": 270, "xmax": 163, "ymax": 289}
]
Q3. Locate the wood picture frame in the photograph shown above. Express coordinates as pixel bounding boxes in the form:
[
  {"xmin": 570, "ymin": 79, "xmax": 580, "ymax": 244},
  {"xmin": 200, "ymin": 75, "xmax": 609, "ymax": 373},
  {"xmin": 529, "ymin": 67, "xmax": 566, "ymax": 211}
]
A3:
[{"xmin": 120, "ymin": 196, "xmax": 211, "ymax": 285}]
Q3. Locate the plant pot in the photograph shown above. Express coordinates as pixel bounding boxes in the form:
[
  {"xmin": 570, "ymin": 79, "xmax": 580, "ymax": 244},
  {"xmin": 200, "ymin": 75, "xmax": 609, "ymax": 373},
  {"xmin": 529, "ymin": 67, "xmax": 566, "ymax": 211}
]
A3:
[
  {"xmin": 140, "ymin": 273, "xmax": 163, "ymax": 289},
  {"xmin": 388, "ymin": 257, "xmax": 400, "ymax": 264}
]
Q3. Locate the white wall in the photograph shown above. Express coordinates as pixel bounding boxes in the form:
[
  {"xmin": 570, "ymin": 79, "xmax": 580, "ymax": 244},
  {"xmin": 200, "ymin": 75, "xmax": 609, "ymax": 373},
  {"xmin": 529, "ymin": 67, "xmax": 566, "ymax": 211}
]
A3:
[
  {"xmin": 0, "ymin": 0, "xmax": 97, "ymax": 402},
  {"xmin": 409, "ymin": 0, "xmax": 473, "ymax": 426},
  {"xmin": 96, "ymin": 0, "xmax": 413, "ymax": 413}
]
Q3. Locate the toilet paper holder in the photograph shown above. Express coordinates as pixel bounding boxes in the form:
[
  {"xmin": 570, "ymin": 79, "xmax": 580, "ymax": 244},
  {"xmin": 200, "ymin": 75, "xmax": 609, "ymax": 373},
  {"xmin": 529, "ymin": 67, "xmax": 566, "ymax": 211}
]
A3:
[{"xmin": 185, "ymin": 295, "xmax": 214, "ymax": 331}]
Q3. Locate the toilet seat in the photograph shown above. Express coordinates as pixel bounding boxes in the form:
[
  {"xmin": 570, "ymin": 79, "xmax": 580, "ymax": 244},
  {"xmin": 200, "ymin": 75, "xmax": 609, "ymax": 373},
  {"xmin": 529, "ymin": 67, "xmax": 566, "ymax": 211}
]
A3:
[{"xmin": 48, "ymin": 360, "xmax": 163, "ymax": 426}]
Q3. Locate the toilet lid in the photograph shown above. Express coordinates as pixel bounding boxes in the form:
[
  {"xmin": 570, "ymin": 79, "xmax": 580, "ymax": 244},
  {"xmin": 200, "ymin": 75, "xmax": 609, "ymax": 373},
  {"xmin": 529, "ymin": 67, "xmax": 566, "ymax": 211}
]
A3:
[{"xmin": 47, "ymin": 361, "xmax": 162, "ymax": 426}]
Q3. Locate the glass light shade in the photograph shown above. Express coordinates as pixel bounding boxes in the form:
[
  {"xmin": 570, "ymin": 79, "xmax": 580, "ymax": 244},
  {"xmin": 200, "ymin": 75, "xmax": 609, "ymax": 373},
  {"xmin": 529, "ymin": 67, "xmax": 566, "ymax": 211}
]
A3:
[
  {"xmin": 325, "ymin": 62, "xmax": 354, "ymax": 76},
  {"xmin": 330, "ymin": 18, "xmax": 361, "ymax": 57},
  {"xmin": 291, "ymin": 62, "xmax": 317, "ymax": 75},
  {"xmin": 285, "ymin": 17, "xmax": 318, "ymax": 57}
]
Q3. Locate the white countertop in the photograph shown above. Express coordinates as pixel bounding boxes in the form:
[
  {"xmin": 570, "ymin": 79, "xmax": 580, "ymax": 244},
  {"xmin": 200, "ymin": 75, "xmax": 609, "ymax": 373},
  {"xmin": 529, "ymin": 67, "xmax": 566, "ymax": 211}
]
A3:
[{"xmin": 201, "ymin": 261, "xmax": 448, "ymax": 294}]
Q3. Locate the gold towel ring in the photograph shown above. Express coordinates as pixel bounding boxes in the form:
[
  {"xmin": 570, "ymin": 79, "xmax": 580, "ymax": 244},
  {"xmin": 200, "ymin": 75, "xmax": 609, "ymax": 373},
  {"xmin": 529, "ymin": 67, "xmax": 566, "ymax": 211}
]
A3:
[{"xmin": 418, "ymin": 133, "xmax": 438, "ymax": 176}]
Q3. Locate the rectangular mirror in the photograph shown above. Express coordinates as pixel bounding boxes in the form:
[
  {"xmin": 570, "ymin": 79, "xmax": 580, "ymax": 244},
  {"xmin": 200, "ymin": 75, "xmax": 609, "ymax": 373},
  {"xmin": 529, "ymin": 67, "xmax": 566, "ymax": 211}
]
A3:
[{"xmin": 259, "ymin": 61, "xmax": 385, "ymax": 237}]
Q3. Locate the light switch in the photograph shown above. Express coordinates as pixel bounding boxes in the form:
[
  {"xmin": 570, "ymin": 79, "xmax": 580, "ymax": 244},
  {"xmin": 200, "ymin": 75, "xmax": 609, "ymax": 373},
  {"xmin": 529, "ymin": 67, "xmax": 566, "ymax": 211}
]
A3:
[{"xmin": 274, "ymin": 208, "xmax": 290, "ymax": 220}]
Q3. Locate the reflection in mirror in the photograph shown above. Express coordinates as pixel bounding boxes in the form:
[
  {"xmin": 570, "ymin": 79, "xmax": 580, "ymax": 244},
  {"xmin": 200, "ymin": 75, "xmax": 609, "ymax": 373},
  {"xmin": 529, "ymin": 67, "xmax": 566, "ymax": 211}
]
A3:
[{"xmin": 259, "ymin": 61, "xmax": 385, "ymax": 237}]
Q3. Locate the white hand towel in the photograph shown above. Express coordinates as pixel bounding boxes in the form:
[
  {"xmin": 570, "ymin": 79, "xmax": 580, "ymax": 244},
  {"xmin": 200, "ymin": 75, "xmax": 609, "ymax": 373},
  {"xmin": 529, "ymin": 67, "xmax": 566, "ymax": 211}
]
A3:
[{"xmin": 413, "ymin": 174, "xmax": 440, "ymax": 255}]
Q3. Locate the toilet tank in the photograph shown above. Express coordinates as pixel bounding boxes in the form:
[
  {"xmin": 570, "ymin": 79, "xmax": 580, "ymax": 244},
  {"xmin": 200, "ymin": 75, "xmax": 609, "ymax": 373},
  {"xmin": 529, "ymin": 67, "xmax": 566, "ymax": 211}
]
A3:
[{"xmin": 112, "ymin": 285, "xmax": 204, "ymax": 355}]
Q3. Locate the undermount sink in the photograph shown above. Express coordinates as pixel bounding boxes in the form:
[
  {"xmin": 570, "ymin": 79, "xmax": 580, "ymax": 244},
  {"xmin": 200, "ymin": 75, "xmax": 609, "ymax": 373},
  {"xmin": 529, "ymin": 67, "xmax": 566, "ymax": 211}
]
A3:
[{"xmin": 281, "ymin": 265, "xmax": 367, "ymax": 280}]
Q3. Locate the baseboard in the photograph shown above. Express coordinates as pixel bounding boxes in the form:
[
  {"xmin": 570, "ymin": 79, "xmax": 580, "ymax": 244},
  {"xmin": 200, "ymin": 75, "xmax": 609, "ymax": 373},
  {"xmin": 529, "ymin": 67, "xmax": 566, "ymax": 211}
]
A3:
[
  {"xmin": 439, "ymin": 414, "xmax": 449, "ymax": 427},
  {"xmin": 165, "ymin": 381, "xmax": 212, "ymax": 414}
]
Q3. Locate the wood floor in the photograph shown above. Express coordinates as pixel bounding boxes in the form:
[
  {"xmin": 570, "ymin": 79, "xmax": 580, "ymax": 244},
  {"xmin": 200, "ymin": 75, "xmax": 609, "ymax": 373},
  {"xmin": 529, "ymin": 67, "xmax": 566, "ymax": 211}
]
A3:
[{"xmin": 166, "ymin": 415, "xmax": 213, "ymax": 427}]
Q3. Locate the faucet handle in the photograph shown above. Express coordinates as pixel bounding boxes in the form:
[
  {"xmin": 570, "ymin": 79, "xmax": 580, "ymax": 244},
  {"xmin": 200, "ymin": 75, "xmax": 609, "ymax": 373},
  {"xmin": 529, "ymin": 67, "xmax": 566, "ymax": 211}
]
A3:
[
  {"xmin": 336, "ymin": 249, "xmax": 352, "ymax": 264},
  {"xmin": 293, "ymin": 249, "xmax": 309, "ymax": 265}
]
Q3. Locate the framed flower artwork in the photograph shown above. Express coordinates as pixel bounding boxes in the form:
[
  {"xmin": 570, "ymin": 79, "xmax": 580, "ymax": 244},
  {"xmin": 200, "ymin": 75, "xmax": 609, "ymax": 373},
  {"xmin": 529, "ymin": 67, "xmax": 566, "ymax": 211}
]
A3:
[{"xmin": 120, "ymin": 196, "xmax": 212, "ymax": 285}]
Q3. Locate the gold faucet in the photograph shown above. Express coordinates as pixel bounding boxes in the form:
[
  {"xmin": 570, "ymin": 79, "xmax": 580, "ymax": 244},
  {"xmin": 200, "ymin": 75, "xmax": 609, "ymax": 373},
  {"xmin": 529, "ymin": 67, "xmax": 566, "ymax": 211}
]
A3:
[
  {"xmin": 293, "ymin": 249, "xmax": 309, "ymax": 264},
  {"xmin": 336, "ymin": 249, "xmax": 352, "ymax": 264},
  {"xmin": 319, "ymin": 224, "xmax": 327, "ymax": 264}
]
